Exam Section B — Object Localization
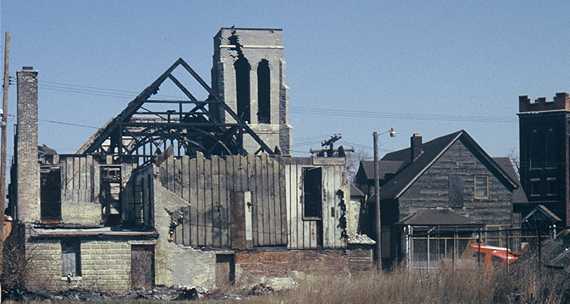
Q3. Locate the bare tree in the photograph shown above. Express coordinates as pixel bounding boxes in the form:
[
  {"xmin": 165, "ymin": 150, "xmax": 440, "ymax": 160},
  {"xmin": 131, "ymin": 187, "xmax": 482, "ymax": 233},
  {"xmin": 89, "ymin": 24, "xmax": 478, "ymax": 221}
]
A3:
[
  {"xmin": 507, "ymin": 148, "xmax": 520, "ymax": 179},
  {"xmin": 346, "ymin": 149, "xmax": 372, "ymax": 183}
]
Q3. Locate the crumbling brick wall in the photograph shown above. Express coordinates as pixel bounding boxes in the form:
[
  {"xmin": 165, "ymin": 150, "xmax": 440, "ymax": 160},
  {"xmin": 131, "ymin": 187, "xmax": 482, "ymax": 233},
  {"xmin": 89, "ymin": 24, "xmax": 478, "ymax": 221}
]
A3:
[{"xmin": 236, "ymin": 250, "xmax": 350, "ymax": 278}]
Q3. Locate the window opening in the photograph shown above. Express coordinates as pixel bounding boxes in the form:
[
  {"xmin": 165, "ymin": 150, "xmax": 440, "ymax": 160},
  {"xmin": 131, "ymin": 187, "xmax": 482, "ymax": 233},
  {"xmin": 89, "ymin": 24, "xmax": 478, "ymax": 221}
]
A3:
[
  {"xmin": 101, "ymin": 166, "xmax": 122, "ymax": 225},
  {"xmin": 61, "ymin": 239, "xmax": 81, "ymax": 277},
  {"xmin": 41, "ymin": 168, "xmax": 61, "ymax": 222},
  {"xmin": 474, "ymin": 176, "xmax": 488, "ymax": 199},
  {"xmin": 257, "ymin": 59, "xmax": 270, "ymax": 124},
  {"xmin": 234, "ymin": 57, "xmax": 251, "ymax": 123},
  {"xmin": 303, "ymin": 167, "xmax": 322, "ymax": 219}
]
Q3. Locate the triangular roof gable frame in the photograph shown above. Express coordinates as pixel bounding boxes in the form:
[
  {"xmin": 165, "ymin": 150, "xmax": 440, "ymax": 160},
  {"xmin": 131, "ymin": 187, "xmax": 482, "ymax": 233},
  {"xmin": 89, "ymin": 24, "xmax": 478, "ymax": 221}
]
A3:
[
  {"xmin": 381, "ymin": 130, "xmax": 518, "ymax": 200},
  {"xmin": 76, "ymin": 58, "xmax": 274, "ymax": 158}
]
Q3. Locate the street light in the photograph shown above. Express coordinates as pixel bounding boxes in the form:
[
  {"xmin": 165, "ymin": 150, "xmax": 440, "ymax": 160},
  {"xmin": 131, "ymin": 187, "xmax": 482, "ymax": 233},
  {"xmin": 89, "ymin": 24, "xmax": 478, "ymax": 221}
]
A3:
[{"xmin": 373, "ymin": 127, "xmax": 395, "ymax": 270}]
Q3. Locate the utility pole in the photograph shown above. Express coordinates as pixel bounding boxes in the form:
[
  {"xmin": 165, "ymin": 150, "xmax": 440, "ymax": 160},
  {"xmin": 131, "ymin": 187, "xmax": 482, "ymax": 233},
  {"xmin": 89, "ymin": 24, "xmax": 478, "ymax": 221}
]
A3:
[
  {"xmin": 0, "ymin": 31, "xmax": 10, "ymax": 302},
  {"xmin": 373, "ymin": 131, "xmax": 381, "ymax": 270}
]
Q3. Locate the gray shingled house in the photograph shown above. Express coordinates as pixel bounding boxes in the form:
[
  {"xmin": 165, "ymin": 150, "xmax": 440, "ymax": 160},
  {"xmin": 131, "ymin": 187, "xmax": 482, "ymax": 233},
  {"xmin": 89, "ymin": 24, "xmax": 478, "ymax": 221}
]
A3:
[{"xmin": 355, "ymin": 130, "xmax": 528, "ymax": 268}]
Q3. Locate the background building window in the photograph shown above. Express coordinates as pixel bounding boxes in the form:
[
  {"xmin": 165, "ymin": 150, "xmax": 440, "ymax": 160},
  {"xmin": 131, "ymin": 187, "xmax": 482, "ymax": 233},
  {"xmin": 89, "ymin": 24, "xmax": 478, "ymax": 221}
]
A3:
[
  {"xmin": 546, "ymin": 128, "xmax": 557, "ymax": 168},
  {"xmin": 530, "ymin": 178, "xmax": 540, "ymax": 197},
  {"xmin": 61, "ymin": 240, "xmax": 81, "ymax": 277},
  {"xmin": 474, "ymin": 176, "xmax": 488, "ymax": 199},
  {"xmin": 547, "ymin": 177, "xmax": 557, "ymax": 196},
  {"xmin": 530, "ymin": 129, "xmax": 542, "ymax": 168}
]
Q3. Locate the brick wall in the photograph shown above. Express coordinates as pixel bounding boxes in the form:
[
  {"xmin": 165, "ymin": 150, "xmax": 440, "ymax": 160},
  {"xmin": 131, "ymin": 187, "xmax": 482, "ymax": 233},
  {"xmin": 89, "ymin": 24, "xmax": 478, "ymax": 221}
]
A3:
[
  {"xmin": 16, "ymin": 68, "xmax": 40, "ymax": 223},
  {"xmin": 236, "ymin": 250, "xmax": 350, "ymax": 278}
]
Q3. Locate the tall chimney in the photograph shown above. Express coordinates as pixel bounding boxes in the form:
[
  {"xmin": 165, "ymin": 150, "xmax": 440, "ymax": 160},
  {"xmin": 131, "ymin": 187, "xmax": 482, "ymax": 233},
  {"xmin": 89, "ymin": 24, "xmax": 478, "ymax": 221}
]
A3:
[
  {"xmin": 411, "ymin": 133, "xmax": 422, "ymax": 161},
  {"xmin": 16, "ymin": 66, "xmax": 40, "ymax": 222}
]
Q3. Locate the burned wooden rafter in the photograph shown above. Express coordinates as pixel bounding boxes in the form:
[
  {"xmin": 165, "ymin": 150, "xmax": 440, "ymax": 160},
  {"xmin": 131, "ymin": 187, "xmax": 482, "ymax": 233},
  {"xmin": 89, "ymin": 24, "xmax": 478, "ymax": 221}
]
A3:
[{"xmin": 76, "ymin": 58, "xmax": 275, "ymax": 162}]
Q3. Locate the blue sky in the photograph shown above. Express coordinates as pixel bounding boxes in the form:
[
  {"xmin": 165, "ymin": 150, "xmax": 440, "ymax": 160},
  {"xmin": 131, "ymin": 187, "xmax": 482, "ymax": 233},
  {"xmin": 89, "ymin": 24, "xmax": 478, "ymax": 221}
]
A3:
[{"xmin": 1, "ymin": 1, "xmax": 570, "ymax": 160}]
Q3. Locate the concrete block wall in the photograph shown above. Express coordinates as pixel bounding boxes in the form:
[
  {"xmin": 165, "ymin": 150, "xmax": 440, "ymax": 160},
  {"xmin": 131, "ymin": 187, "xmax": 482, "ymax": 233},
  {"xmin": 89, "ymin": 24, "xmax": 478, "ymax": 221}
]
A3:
[
  {"xmin": 80, "ymin": 240, "xmax": 131, "ymax": 292},
  {"xmin": 24, "ymin": 239, "xmax": 132, "ymax": 292},
  {"xmin": 152, "ymin": 170, "xmax": 216, "ymax": 288}
]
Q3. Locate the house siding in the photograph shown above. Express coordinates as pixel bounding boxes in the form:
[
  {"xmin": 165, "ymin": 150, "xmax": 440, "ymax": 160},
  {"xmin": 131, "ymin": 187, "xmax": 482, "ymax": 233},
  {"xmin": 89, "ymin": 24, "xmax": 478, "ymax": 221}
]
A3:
[{"xmin": 398, "ymin": 140, "xmax": 512, "ymax": 227}]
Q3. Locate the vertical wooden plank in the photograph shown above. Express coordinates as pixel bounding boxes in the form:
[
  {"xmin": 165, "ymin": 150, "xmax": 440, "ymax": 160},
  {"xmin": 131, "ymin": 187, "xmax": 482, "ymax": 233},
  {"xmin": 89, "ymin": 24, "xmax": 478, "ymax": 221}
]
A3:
[
  {"xmin": 78, "ymin": 157, "xmax": 85, "ymax": 203},
  {"xmin": 241, "ymin": 154, "xmax": 248, "ymax": 191},
  {"xmin": 248, "ymin": 154, "xmax": 258, "ymax": 246},
  {"xmin": 292, "ymin": 164, "xmax": 300, "ymax": 249},
  {"xmin": 72, "ymin": 157, "xmax": 79, "ymax": 203},
  {"xmin": 226, "ymin": 155, "xmax": 235, "ymax": 247},
  {"xmin": 189, "ymin": 156, "xmax": 198, "ymax": 247},
  {"xmin": 205, "ymin": 157, "xmax": 213, "ymax": 246},
  {"xmin": 279, "ymin": 160, "xmax": 287, "ymax": 245},
  {"xmin": 254, "ymin": 155, "xmax": 263, "ymax": 245},
  {"xmin": 182, "ymin": 156, "xmax": 189, "ymax": 201},
  {"xmin": 261, "ymin": 154, "xmax": 271, "ymax": 245},
  {"xmin": 86, "ymin": 155, "xmax": 93, "ymax": 202},
  {"xmin": 327, "ymin": 165, "xmax": 335, "ymax": 248},
  {"xmin": 212, "ymin": 156, "xmax": 221, "ymax": 248},
  {"xmin": 61, "ymin": 158, "xmax": 68, "ymax": 202},
  {"xmin": 181, "ymin": 156, "xmax": 190, "ymax": 246},
  {"xmin": 183, "ymin": 206, "xmax": 190, "ymax": 246},
  {"xmin": 93, "ymin": 162, "xmax": 100, "ymax": 204},
  {"xmin": 285, "ymin": 163, "xmax": 293, "ymax": 249},
  {"xmin": 196, "ymin": 152, "xmax": 206, "ymax": 246},
  {"xmin": 269, "ymin": 157, "xmax": 278, "ymax": 245},
  {"xmin": 168, "ymin": 155, "xmax": 175, "ymax": 192},
  {"xmin": 218, "ymin": 156, "xmax": 228, "ymax": 247},
  {"xmin": 173, "ymin": 157, "xmax": 180, "ymax": 197}
]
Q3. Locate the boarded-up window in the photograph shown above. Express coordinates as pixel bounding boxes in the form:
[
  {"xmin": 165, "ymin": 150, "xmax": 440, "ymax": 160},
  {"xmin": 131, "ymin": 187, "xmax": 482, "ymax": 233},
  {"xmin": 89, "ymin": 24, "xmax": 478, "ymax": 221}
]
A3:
[
  {"xmin": 131, "ymin": 245, "xmax": 154, "ymax": 289},
  {"xmin": 61, "ymin": 240, "xmax": 81, "ymax": 277},
  {"xmin": 41, "ymin": 169, "xmax": 61, "ymax": 221},
  {"xmin": 474, "ymin": 176, "xmax": 488, "ymax": 199},
  {"xmin": 449, "ymin": 175, "xmax": 464, "ymax": 208},
  {"xmin": 303, "ymin": 167, "xmax": 322, "ymax": 219}
]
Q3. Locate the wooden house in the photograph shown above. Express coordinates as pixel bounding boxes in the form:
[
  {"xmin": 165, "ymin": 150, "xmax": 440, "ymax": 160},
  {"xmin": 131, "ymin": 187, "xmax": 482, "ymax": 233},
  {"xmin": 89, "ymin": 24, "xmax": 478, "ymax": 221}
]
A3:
[{"xmin": 356, "ymin": 130, "xmax": 527, "ymax": 267}]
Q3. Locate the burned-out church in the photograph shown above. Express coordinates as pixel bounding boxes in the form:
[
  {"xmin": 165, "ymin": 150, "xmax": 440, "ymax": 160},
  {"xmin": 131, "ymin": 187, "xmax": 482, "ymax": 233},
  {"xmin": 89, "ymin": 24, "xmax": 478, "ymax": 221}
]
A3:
[{"xmin": 6, "ymin": 28, "xmax": 372, "ymax": 292}]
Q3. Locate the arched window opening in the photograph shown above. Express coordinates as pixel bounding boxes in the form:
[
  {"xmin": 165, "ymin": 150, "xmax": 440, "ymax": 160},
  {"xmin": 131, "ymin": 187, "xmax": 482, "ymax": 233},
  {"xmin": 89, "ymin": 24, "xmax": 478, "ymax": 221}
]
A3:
[
  {"xmin": 234, "ymin": 57, "xmax": 251, "ymax": 123},
  {"xmin": 257, "ymin": 60, "xmax": 270, "ymax": 124},
  {"xmin": 530, "ymin": 129, "xmax": 542, "ymax": 168},
  {"xmin": 546, "ymin": 128, "xmax": 557, "ymax": 168}
]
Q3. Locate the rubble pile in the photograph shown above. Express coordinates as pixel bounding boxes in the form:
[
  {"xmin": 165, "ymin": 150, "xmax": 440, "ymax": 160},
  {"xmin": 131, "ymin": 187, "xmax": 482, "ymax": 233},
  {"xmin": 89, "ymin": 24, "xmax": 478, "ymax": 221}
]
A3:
[
  {"xmin": 2, "ymin": 283, "xmax": 277, "ymax": 302},
  {"xmin": 2, "ymin": 285, "xmax": 206, "ymax": 302}
]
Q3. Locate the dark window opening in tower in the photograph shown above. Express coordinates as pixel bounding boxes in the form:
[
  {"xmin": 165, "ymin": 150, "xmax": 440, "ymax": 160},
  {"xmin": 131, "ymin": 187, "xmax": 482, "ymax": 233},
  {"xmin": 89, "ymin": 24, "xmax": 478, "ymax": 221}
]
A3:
[
  {"xmin": 234, "ymin": 57, "xmax": 251, "ymax": 123},
  {"xmin": 530, "ymin": 129, "xmax": 542, "ymax": 168},
  {"xmin": 257, "ymin": 60, "xmax": 270, "ymax": 124},
  {"xmin": 546, "ymin": 128, "xmax": 557, "ymax": 168}
]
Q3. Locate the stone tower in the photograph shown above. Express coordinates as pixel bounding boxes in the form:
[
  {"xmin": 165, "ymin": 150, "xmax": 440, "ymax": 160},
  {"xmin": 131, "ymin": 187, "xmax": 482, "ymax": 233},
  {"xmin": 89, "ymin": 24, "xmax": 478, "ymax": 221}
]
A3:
[
  {"xmin": 16, "ymin": 67, "xmax": 40, "ymax": 223},
  {"xmin": 211, "ymin": 28, "xmax": 292, "ymax": 155},
  {"xmin": 518, "ymin": 92, "xmax": 570, "ymax": 226}
]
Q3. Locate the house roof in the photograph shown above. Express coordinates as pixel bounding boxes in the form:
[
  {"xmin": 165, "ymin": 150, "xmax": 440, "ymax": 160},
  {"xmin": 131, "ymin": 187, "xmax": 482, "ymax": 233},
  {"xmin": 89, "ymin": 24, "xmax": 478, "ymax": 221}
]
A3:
[
  {"xmin": 359, "ymin": 160, "xmax": 404, "ymax": 181},
  {"xmin": 395, "ymin": 208, "xmax": 484, "ymax": 227},
  {"xmin": 378, "ymin": 130, "xmax": 519, "ymax": 200},
  {"xmin": 350, "ymin": 183, "xmax": 366, "ymax": 197},
  {"xmin": 492, "ymin": 157, "xmax": 528, "ymax": 205},
  {"xmin": 522, "ymin": 204, "xmax": 562, "ymax": 224}
]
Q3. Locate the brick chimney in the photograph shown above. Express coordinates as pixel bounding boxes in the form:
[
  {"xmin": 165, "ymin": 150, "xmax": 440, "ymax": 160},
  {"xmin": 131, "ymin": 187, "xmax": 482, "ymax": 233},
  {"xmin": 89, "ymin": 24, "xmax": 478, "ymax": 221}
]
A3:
[
  {"xmin": 16, "ymin": 66, "xmax": 40, "ymax": 222},
  {"xmin": 411, "ymin": 133, "xmax": 422, "ymax": 161}
]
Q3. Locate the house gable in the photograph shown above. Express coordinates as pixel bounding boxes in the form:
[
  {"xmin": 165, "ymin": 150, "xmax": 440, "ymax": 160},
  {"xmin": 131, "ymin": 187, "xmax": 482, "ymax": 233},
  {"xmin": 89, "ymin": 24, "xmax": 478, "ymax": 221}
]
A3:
[{"xmin": 397, "ymin": 139, "xmax": 513, "ymax": 226}]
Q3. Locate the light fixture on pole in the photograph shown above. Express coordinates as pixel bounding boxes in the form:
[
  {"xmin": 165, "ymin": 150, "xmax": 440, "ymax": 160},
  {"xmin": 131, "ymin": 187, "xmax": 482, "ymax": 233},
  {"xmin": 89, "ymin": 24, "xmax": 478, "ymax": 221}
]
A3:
[{"xmin": 373, "ymin": 127, "xmax": 395, "ymax": 270}]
